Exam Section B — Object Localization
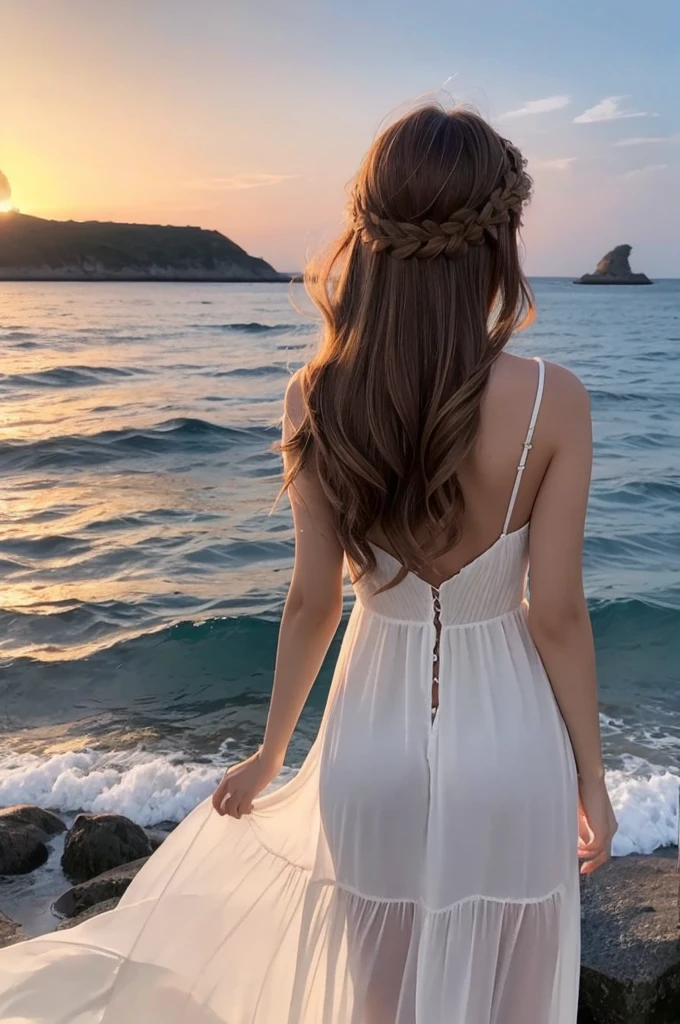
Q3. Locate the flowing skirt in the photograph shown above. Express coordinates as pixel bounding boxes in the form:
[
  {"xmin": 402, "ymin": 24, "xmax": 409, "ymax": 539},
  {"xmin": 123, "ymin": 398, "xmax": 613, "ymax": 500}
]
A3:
[{"xmin": 0, "ymin": 604, "xmax": 580, "ymax": 1023}]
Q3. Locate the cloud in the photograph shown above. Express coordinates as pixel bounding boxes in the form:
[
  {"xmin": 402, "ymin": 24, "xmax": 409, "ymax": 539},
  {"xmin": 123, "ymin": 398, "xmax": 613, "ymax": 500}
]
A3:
[
  {"xmin": 621, "ymin": 163, "xmax": 668, "ymax": 180},
  {"xmin": 185, "ymin": 173, "xmax": 297, "ymax": 192},
  {"xmin": 532, "ymin": 157, "xmax": 578, "ymax": 171},
  {"xmin": 615, "ymin": 134, "xmax": 680, "ymax": 147},
  {"xmin": 573, "ymin": 96, "xmax": 658, "ymax": 124},
  {"xmin": 0, "ymin": 169, "xmax": 11, "ymax": 203},
  {"xmin": 498, "ymin": 95, "xmax": 570, "ymax": 120}
]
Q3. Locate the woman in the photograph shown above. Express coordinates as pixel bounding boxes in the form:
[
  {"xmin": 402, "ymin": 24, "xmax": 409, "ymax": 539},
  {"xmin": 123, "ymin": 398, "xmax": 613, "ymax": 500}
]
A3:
[{"xmin": 0, "ymin": 105, "xmax": 615, "ymax": 1024}]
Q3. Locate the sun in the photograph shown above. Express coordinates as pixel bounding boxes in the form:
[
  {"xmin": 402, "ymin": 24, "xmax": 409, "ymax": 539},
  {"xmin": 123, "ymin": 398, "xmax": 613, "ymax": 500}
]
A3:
[{"xmin": 0, "ymin": 199, "xmax": 13, "ymax": 214}]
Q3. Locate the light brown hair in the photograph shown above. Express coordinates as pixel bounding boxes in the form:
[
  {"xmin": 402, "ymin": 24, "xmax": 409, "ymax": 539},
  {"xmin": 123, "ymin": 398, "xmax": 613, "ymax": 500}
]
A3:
[{"xmin": 282, "ymin": 104, "xmax": 535, "ymax": 581}]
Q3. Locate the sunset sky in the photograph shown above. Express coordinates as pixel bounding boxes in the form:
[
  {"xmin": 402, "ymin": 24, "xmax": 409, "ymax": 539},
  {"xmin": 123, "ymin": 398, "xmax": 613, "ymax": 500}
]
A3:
[{"xmin": 2, "ymin": 0, "xmax": 679, "ymax": 275}]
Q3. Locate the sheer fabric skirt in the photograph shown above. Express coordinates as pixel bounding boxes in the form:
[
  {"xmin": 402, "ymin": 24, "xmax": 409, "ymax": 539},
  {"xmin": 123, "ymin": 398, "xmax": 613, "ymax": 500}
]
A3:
[{"xmin": 0, "ymin": 604, "xmax": 580, "ymax": 1023}]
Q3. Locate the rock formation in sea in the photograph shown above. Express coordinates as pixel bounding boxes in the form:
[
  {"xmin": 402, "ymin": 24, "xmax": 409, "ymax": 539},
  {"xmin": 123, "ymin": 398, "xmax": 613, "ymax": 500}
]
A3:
[
  {"xmin": 0, "ymin": 212, "xmax": 289, "ymax": 282},
  {"xmin": 575, "ymin": 244, "xmax": 652, "ymax": 285}
]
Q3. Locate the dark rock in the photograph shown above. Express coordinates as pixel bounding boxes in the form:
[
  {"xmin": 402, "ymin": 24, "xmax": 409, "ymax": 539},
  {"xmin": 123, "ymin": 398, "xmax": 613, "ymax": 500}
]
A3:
[
  {"xmin": 0, "ymin": 805, "xmax": 66, "ymax": 836},
  {"xmin": 53, "ymin": 857, "xmax": 149, "ymax": 918},
  {"xmin": 575, "ymin": 244, "xmax": 652, "ymax": 285},
  {"xmin": 0, "ymin": 821, "xmax": 50, "ymax": 875},
  {"xmin": 0, "ymin": 910, "xmax": 25, "ymax": 948},
  {"xmin": 61, "ymin": 813, "xmax": 153, "ymax": 884},
  {"xmin": 0, "ymin": 805, "xmax": 67, "ymax": 874},
  {"xmin": 579, "ymin": 849, "xmax": 680, "ymax": 1023},
  {"xmin": 56, "ymin": 897, "xmax": 121, "ymax": 930}
]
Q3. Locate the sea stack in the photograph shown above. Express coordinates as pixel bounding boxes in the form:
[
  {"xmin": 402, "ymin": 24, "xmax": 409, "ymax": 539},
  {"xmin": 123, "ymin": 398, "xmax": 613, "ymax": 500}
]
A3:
[{"xmin": 575, "ymin": 244, "xmax": 652, "ymax": 285}]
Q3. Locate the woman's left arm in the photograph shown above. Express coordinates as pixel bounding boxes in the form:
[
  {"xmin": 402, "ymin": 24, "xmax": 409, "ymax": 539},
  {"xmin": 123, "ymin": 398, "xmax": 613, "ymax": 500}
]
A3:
[{"xmin": 213, "ymin": 372, "xmax": 345, "ymax": 818}]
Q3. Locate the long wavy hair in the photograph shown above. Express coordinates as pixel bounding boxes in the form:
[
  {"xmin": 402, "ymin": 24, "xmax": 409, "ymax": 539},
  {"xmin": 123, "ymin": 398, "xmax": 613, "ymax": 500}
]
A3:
[{"xmin": 282, "ymin": 104, "xmax": 535, "ymax": 582}]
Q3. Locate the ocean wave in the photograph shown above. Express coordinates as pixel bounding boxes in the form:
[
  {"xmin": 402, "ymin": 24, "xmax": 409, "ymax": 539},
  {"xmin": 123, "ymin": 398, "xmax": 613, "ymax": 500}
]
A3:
[
  {"xmin": 0, "ymin": 365, "xmax": 146, "ymax": 389},
  {"xmin": 4, "ymin": 592, "xmax": 677, "ymax": 668},
  {"xmin": 0, "ymin": 419, "xmax": 279, "ymax": 471},
  {"xmin": 591, "ymin": 478, "xmax": 680, "ymax": 506},
  {"xmin": 214, "ymin": 365, "xmax": 293, "ymax": 379},
  {"xmin": 1, "ymin": 331, "xmax": 39, "ymax": 342},
  {"xmin": 616, "ymin": 431, "xmax": 677, "ymax": 450},
  {"xmin": 118, "ymin": 598, "xmax": 680, "ymax": 663},
  {"xmin": 193, "ymin": 322, "xmax": 302, "ymax": 334},
  {"xmin": 606, "ymin": 759, "xmax": 679, "ymax": 855},
  {"xmin": 0, "ymin": 749, "xmax": 222, "ymax": 827},
  {"xmin": 589, "ymin": 388, "xmax": 665, "ymax": 406},
  {"xmin": 0, "ymin": 747, "xmax": 674, "ymax": 853},
  {"xmin": 589, "ymin": 596, "xmax": 680, "ymax": 635}
]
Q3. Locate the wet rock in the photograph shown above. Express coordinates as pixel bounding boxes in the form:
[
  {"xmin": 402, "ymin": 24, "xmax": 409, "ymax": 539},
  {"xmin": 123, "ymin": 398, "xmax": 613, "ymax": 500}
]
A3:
[
  {"xmin": 54, "ymin": 857, "xmax": 149, "ymax": 918},
  {"xmin": 56, "ymin": 897, "xmax": 121, "ymax": 930},
  {"xmin": 0, "ymin": 911, "xmax": 25, "ymax": 948},
  {"xmin": 0, "ymin": 804, "xmax": 67, "ymax": 875},
  {"xmin": 575, "ymin": 244, "xmax": 652, "ymax": 285},
  {"xmin": 579, "ymin": 849, "xmax": 680, "ymax": 1023},
  {"xmin": 61, "ymin": 813, "xmax": 153, "ymax": 884},
  {"xmin": 0, "ymin": 805, "xmax": 66, "ymax": 836},
  {"xmin": 0, "ymin": 824, "xmax": 49, "ymax": 875}
]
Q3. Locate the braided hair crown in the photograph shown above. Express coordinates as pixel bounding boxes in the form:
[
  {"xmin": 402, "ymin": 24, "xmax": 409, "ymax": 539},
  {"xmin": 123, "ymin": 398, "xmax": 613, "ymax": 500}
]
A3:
[{"xmin": 351, "ymin": 132, "xmax": 532, "ymax": 262}]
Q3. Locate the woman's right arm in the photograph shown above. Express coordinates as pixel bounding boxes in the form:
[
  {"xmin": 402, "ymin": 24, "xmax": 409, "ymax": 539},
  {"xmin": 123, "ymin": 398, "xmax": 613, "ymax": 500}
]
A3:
[{"xmin": 527, "ymin": 363, "xmax": 617, "ymax": 874}]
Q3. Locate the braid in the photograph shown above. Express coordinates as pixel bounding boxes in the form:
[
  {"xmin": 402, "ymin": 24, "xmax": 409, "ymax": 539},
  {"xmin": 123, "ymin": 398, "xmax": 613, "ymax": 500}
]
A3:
[{"xmin": 352, "ymin": 142, "xmax": 531, "ymax": 261}]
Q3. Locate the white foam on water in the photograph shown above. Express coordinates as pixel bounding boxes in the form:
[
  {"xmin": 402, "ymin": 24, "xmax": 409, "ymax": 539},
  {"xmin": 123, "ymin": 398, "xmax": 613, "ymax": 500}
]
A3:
[
  {"xmin": 607, "ymin": 756, "xmax": 679, "ymax": 856},
  {"xmin": 0, "ymin": 749, "xmax": 221, "ymax": 827},
  {"xmin": 0, "ymin": 747, "xmax": 677, "ymax": 853}
]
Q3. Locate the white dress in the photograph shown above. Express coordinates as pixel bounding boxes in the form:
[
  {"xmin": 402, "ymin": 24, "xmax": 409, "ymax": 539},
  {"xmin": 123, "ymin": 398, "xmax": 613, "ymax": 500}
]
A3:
[{"xmin": 0, "ymin": 357, "xmax": 580, "ymax": 1023}]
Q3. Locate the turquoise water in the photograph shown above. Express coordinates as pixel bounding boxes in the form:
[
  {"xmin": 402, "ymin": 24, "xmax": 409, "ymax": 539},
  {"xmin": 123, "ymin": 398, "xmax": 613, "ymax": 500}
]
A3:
[{"xmin": 0, "ymin": 279, "xmax": 678, "ymax": 858}]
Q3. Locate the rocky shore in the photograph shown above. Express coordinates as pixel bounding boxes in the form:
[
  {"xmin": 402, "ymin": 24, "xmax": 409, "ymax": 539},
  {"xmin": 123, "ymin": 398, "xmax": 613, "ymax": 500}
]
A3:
[{"xmin": 1, "ymin": 804, "xmax": 678, "ymax": 1021}]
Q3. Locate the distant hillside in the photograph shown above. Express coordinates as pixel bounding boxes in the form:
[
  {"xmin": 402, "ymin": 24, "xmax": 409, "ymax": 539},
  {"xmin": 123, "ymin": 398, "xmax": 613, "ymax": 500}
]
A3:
[{"xmin": 0, "ymin": 213, "xmax": 287, "ymax": 282}]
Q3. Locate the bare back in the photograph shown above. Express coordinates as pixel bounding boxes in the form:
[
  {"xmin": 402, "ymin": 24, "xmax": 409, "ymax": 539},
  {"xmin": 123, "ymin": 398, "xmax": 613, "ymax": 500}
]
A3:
[
  {"xmin": 369, "ymin": 353, "xmax": 553, "ymax": 587},
  {"xmin": 283, "ymin": 353, "xmax": 591, "ymax": 637}
]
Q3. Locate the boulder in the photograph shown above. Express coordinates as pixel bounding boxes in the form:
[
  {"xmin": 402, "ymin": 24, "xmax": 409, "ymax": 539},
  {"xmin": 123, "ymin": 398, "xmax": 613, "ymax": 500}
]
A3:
[
  {"xmin": 56, "ymin": 897, "xmax": 121, "ymax": 930},
  {"xmin": 578, "ymin": 849, "xmax": 680, "ymax": 1023},
  {"xmin": 0, "ymin": 822, "xmax": 49, "ymax": 875},
  {"xmin": 0, "ymin": 805, "xmax": 66, "ymax": 836},
  {"xmin": 0, "ymin": 910, "xmax": 25, "ymax": 948},
  {"xmin": 54, "ymin": 857, "xmax": 149, "ymax": 918},
  {"xmin": 0, "ymin": 804, "xmax": 67, "ymax": 875},
  {"xmin": 61, "ymin": 813, "xmax": 153, "ymax": 884},
  {"xmin": 575, "ymin": 244, "xmax": 652, "ymax": 285}
]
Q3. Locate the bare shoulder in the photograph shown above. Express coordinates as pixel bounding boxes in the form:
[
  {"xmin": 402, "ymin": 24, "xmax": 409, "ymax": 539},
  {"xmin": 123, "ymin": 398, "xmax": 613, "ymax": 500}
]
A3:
[
  {"xmin": 542, "ymin": 359, "xmax": 589, "ymax": 413},
  {"xmin": 493, "ymin": 352, "xmax": 589, "ymax": 417},
  {"xmin": 540, "ymin": 361, "xmax": 591, "ymax": 455},
  {"xmin": 283, "ymin": 367, "xmax": 307, "ymax": 431}
]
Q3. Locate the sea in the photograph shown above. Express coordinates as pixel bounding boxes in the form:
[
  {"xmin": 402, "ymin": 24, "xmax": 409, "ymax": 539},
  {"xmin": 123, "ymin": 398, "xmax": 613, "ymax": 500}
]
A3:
[{"xmin": 1, "ymin": 279, "xmax": 679, "ymax": 932}]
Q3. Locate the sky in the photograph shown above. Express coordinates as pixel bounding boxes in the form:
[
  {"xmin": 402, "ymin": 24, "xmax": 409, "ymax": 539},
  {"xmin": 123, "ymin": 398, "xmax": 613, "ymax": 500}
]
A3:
[{"xmin": 1, "ymin": 0, "xmax": 679, "ymax": 276}]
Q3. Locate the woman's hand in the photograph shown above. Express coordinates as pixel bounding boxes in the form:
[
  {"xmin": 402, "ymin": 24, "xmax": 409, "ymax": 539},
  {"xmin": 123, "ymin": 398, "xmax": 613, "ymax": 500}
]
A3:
[
  {"xmin": 577, "ymin": 775, "xmax": 617, "ymax": 874},
  {"xmin": 212, "ymin": 749, "xmax": 283, "ymax": 819}
]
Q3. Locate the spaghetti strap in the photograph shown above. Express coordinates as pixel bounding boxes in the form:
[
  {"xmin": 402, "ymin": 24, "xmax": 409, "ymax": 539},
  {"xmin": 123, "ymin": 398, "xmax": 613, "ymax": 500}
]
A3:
[{"xmin": 501, "ymin": 356, "xmax": 545, "ymax": 537}]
